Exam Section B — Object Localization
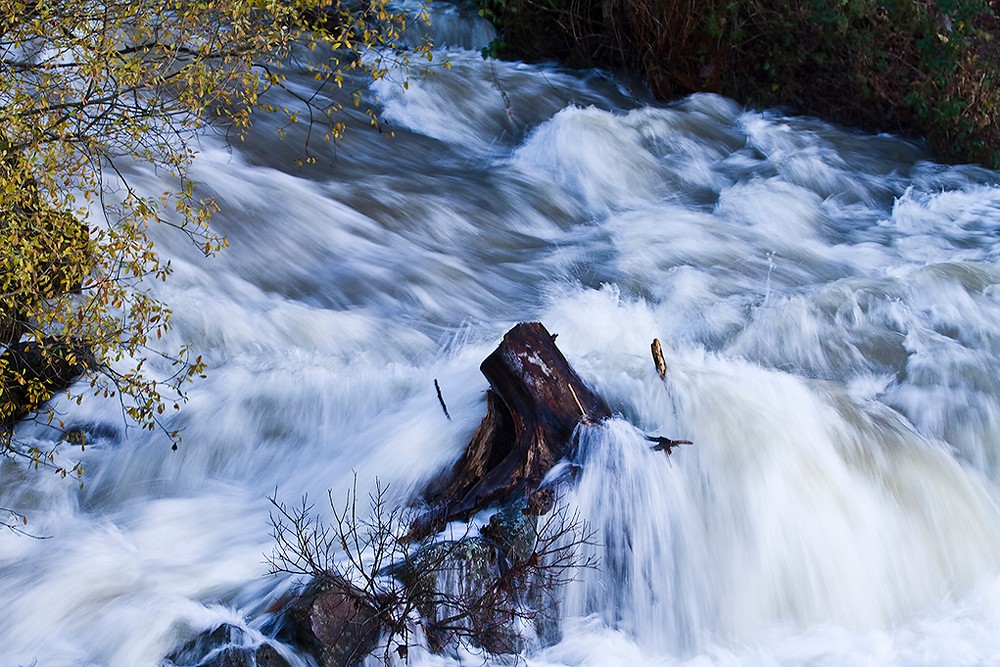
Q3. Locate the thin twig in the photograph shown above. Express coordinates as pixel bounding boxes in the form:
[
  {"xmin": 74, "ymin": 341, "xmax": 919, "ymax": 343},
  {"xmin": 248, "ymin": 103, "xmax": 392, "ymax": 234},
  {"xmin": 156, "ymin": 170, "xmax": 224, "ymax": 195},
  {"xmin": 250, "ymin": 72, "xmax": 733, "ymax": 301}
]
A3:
[
  {"xmin": 433, "ymin": 379, "xmax": 451, "ymax": 420},
  {"xmin": 567, "ymin": 383, "xmax": 591, "ymax": 425}
]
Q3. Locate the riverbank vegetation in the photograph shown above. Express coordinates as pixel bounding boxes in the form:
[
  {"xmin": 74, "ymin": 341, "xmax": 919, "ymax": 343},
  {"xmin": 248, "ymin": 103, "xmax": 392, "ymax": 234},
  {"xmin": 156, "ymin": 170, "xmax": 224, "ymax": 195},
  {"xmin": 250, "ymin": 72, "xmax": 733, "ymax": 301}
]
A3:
[
  {"xmin": 0, "ymin": 0, "xmax": 429, "ymax": 469},
  {"xmin": 480, "ymin": 0, "xmax": 1000, "ymax": 169}
]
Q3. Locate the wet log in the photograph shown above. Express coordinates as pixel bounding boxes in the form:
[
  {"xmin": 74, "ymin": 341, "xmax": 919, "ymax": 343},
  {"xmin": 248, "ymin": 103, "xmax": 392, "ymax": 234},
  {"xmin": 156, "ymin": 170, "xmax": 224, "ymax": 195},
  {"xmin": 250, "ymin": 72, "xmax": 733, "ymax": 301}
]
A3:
[{"xmin": 412, "ymin": 322, "xmax": 611, "ymax": 538}]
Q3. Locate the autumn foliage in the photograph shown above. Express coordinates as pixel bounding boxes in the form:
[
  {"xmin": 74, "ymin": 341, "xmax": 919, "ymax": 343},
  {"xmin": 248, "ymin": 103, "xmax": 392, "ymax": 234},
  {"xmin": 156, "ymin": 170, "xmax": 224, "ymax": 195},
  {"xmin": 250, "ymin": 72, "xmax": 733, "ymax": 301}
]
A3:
[{"xmin": 0, "ymin": 0, "xmax": 430, "ymax": 470}]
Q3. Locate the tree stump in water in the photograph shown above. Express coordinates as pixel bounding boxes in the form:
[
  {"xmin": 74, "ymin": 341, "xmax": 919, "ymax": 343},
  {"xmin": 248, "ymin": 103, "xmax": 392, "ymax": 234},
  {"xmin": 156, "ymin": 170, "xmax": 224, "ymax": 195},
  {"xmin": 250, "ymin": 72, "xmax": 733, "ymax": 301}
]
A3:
[{"xmin": 412, "ymin": 322, "xmax": 611, "ymax": 538}]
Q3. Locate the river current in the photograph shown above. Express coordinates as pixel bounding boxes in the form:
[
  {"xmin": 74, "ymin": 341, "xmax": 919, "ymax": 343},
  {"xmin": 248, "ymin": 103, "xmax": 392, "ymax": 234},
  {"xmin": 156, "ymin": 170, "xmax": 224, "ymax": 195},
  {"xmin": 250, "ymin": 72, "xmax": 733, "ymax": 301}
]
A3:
[{"xmin": 4, "ymin": 3, "xmax": 1000, "ymax": 666}]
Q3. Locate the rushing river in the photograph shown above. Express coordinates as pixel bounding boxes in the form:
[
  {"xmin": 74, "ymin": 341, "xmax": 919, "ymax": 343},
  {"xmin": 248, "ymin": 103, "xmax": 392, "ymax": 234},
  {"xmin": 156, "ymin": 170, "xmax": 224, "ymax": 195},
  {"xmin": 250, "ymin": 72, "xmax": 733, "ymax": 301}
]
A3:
[{"xmin": 5, "ymin": 3, "xmax": 1000, "ymax": 666}]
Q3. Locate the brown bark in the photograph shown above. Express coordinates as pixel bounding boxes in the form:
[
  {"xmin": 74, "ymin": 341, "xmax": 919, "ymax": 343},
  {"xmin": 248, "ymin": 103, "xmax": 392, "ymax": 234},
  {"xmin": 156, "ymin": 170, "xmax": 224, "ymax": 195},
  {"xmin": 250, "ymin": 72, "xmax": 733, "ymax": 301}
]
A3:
[{"xmin": 412, "ymin": 322, "xmax": 611, "ymax": 538}]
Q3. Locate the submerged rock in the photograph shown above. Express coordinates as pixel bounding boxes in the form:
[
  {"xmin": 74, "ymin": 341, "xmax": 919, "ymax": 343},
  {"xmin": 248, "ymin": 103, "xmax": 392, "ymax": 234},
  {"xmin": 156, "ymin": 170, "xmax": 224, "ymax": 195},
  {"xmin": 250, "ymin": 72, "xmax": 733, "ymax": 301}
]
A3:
[{"xmin": 162, "ymin": 623, "xmax": 292, "ymax": 667}]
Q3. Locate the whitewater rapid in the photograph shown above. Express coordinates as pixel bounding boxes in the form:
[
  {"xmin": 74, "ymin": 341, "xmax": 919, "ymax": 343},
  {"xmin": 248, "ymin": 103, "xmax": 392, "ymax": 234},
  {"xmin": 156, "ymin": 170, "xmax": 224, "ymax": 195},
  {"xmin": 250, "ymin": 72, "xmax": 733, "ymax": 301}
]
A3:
[{"xmin": 3, "ymin": 2, "xmax": 1000, "ymax": 666}]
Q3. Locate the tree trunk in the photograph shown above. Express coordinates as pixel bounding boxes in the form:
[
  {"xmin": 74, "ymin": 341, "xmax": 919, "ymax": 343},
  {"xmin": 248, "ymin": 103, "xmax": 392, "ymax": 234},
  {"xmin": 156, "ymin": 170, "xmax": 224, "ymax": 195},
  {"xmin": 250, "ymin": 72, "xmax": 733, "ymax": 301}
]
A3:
[{"xmin": 412, "ymin": 322, "xmax": 611, "ymax": 538}]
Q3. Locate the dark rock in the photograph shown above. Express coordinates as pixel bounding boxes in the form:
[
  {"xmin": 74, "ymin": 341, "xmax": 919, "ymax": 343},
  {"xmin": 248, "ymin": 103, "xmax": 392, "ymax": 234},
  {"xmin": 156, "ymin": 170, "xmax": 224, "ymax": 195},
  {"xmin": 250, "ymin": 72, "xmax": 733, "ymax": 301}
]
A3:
[
  {"xmin": 165, "ymin": 624, "xmax": 244, "ymax": 666},
  {"xmin": 61, "ymin": 420, "xmax": 123, "ymax": 447},
  {"xmin": 482, "ymin": 496, "xmax": 537, "ymax": 570},
  {"xmin": 201, "ymin": 647, "xmax": 253, "ymax": 667},
  {"xmin": 395, "ymin": 536, "xmax": 500, "ymax": 654},
  {"xmin": 389, "ymin": 497, "xmax": 555, "ymax": 656},
  {"xmin": 0, "ymin": 312, "xmax": 24, "ymax": 349},
  {"xmin": 162, "ymin": 623, "xmax": 293, "ymax": 667},
  {"xmin": 0, "ymin": 337, "xmax": 91, "ymax": 427},
  {"xmin": 272, "ymin": 576, "xmax": 383, "ymax": 667},
  {"xmin": 0, "ymin": 151, "xmax": 93, "ymax": 423},
  {"xmin": 480, "ymin": 497, "xmax": 563, "ymax": 650},
  {"xmin": 254, "ymin": 644, "xmax": 292, "ymax": 667}
]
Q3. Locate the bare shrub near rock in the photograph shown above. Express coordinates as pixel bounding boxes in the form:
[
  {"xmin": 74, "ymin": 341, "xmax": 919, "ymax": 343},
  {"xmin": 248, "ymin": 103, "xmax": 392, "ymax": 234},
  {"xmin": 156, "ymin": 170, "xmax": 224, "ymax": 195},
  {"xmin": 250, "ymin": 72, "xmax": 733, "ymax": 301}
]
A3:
[{"xmin": 267, "ymin": 479, "xmax": 597, "ymax": 664}]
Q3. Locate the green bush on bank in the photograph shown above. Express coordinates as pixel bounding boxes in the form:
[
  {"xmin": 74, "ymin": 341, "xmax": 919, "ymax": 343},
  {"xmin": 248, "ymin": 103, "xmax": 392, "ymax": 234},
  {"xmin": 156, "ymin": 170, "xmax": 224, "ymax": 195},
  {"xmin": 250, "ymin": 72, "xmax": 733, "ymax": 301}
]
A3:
[{"xmin": 480, "ymin": 0, "xmax": 1000, "ymax": 169}]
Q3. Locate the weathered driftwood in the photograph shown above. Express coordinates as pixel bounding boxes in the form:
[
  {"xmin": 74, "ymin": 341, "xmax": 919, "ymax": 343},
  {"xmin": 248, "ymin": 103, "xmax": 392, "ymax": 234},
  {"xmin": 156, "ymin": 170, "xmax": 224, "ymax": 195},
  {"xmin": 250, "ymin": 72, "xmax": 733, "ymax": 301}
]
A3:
[{"xmin": 412, "ymin": 322, "xmax": 611, "ymax": 538}]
